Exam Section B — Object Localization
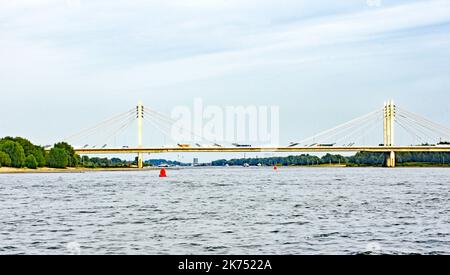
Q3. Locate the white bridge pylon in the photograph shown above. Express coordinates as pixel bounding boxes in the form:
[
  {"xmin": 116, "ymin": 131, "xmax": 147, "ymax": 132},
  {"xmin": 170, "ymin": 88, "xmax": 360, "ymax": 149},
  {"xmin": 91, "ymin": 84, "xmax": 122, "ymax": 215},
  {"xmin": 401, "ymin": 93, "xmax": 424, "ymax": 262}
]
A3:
[
  {"xmin": 137, "ymin": 100, "xmax": 144, "ymax": 169},
  {"xmin": 384, "ymin": 100, "xmax": 396, "ymax": 167},
  {"xmin": 63, "ymin": 100, "xmax": 450, "ymax": 168}
]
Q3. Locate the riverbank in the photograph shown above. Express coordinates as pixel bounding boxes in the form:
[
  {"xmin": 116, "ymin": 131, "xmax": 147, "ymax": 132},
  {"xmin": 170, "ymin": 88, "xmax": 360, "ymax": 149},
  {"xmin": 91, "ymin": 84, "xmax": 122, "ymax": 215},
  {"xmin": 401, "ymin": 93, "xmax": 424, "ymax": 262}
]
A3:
[
  {"xmin": 2, "ymin": 164, "xmax": 449, "ymax": 174},
  {"xmin": 0, "ymin": 167, "xmax": 166, "ymax": 174}
]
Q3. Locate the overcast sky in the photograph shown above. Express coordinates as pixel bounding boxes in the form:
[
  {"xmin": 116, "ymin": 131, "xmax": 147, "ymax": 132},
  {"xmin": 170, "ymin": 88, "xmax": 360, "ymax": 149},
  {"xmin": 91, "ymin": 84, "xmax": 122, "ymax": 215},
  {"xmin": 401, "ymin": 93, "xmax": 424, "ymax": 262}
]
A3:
[{"xmin": 1, "ymin": 0, "xmax": 450, "ymax": 161}]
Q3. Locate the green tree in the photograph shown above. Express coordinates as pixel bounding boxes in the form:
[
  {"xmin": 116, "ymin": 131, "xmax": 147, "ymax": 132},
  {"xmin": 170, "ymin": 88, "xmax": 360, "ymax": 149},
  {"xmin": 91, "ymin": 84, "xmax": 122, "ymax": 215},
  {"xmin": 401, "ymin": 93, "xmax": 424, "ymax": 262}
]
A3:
[
  {"xmin": 54, "ymin": 142, "xmax": 79, "ymax": 167},
  {"xmin": 1, "ymin": 137, "xmax": 46, "ymax": 167},
  {"xmin": 321, "ymin": 154, "xmax": 347, "ymax": 164},
  {"xmin": 11, "ymin": 137, "xmax": 35, "ymax": 155},
  {"xmin": 31, "ymin": 147, "xmax": 46, "ymax": 167},
  {"xmin": 25, "ymin": 155, "xmax": 38, "ymax": 169},
  {"xmin": 0, "ymin": 140, "xmax": 26, "ymax": 168},
  {"xmin": 47, "ymin": 148, "xmax": 69, "ymax": 168},
  {"xmin": 0, "ymin": 151, "xmax": 12, "ymax": 167}
]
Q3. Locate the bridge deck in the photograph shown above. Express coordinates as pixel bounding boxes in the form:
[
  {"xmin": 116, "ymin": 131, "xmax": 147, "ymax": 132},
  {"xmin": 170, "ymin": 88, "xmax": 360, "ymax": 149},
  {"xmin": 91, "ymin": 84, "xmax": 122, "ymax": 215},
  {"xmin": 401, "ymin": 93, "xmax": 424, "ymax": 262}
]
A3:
[{"xmin": 73, "ymin": 146, "xmax": 450, "ymax": 154}]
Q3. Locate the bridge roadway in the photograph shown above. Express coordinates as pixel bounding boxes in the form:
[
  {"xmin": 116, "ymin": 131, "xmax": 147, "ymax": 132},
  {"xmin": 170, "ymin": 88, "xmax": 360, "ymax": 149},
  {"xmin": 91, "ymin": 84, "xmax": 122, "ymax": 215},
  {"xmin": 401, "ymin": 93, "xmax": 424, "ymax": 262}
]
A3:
[{"xmin": 74, "ymin": 146, "xmax": 450, "ymax": 155}]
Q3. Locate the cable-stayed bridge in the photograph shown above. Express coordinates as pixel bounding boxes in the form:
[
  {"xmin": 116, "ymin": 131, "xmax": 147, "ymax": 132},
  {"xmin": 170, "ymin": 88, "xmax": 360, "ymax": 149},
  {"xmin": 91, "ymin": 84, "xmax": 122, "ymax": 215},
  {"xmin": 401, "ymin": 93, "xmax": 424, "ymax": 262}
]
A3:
[{"xmin": 62, "ymin": 100, "xmax": 450, "ymax": 168}]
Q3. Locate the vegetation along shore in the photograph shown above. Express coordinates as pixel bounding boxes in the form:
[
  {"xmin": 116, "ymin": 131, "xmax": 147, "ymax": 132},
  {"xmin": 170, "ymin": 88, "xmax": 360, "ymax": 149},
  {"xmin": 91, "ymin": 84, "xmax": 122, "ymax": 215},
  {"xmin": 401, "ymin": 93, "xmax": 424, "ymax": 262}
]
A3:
[
  {"xmin": 0, "ymin": 136, "xmax": 449, "ymax": 174},
  {"xmin": 0, "ymin": 136, "xmax": 137, "ymax": 172}
]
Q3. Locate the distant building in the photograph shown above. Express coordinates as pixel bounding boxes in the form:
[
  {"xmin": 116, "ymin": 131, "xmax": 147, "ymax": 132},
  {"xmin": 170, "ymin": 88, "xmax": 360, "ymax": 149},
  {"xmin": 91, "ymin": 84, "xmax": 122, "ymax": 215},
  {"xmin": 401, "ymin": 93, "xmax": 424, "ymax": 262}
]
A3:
[{"xmin": 193, "ymin": 158, "xmax": 199, "ymax": 166}]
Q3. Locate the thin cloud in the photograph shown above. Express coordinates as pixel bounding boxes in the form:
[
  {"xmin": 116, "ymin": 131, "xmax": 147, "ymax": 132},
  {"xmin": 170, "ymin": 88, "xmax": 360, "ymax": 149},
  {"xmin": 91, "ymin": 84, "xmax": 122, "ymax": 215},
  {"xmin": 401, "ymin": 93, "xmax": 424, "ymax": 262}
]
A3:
[{"xmin": 73, "ymin": 0, "xmax": 450, "ymax": 92}]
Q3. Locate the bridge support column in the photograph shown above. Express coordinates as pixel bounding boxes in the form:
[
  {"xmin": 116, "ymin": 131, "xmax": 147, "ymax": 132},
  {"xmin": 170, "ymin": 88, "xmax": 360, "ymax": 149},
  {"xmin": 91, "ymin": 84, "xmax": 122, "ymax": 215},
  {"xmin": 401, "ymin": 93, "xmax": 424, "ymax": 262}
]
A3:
[
  {"xmin": 138, "ymin": 154, "xmax": 143, "ymax": 169},
  {"xmin": 137, "ymin": 100, "xmax": 144, "ymax": 169},
  {"xmin": 385, "ymin": 151, "xmax": 396, "ymax": 168},
  {"xmin": 383, "ymin": 100, "xmax": 396, "ymax": 168},
  {"xmin": 383, "ymin": 100, "xmax": 395, "ymax": 147}
]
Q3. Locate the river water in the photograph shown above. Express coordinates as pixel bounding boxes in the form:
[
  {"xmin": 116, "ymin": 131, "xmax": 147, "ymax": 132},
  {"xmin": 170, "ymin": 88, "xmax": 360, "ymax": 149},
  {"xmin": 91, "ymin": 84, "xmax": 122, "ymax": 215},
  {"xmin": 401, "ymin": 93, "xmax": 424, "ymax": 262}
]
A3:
[{"xmin": 0, "ymin": 167, "xmax": 449, "ymax": 255}]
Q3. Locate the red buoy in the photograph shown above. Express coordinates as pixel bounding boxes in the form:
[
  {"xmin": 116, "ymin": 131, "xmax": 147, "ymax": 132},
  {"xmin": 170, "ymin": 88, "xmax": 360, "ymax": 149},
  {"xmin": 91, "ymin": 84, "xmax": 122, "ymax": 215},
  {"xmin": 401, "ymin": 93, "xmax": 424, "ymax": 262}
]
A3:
[{"xmin": 159, "ymin": 168, "xmax": 167, "ymax": 178}]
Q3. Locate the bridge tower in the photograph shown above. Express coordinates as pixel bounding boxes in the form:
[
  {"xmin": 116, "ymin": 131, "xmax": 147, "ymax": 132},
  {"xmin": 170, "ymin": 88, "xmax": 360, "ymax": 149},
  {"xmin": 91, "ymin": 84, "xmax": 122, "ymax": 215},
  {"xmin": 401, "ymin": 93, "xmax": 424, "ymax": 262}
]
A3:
[
  {"xmin": 137, "ymin": 101, "xmax": 144, "ymax": 169},
  {"xmin": 383, "ymin": 100, "xmax": 396, "ymax": 167}
]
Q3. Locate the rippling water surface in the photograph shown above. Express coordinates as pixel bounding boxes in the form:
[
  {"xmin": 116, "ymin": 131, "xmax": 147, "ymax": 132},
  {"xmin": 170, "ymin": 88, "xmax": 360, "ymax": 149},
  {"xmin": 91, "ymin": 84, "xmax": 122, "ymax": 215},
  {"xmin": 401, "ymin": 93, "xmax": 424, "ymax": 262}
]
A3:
[{"xmin": 0, "ymin": 167, "xmax": 449, "ymax": 255}]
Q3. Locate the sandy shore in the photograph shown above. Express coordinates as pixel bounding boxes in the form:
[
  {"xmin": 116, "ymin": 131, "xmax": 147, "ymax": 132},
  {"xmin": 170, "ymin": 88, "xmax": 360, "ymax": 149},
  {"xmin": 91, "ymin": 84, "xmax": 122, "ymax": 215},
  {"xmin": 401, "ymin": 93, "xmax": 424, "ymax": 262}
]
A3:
[{"xmin": 0, "ymin": 167, "xmax": 165, "ymax": 174}]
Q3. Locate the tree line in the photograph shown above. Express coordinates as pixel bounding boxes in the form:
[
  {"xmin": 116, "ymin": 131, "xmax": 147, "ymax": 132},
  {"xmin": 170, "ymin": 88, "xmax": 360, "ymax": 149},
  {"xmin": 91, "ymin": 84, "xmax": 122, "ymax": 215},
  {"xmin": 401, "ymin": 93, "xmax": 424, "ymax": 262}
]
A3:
[
  {"xmin": 144, "ymin": 159, "xmax": 189, "ymax": 167},
  {"xmin": 0, "ymin": 136, "xmax": 184, "ymax": 169},
  {"xmin": 0, "ymin": 136, "xmax": 130, "ymax": 169},
  {"xmin": 212, "ymin": 152, "xmax": 450, "ymax": 167}
]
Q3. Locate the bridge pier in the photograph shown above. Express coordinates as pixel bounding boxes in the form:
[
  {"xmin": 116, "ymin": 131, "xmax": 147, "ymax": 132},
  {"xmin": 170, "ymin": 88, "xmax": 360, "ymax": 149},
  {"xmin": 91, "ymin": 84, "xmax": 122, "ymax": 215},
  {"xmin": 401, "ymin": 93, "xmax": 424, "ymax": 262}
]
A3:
[
  {"xmin": 385, "ymin": 151, "xmax": 396, "ymax": 168},
  {"xmin": 138, "ymin": 153, "xmax": 143, "ymax": 169}
]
